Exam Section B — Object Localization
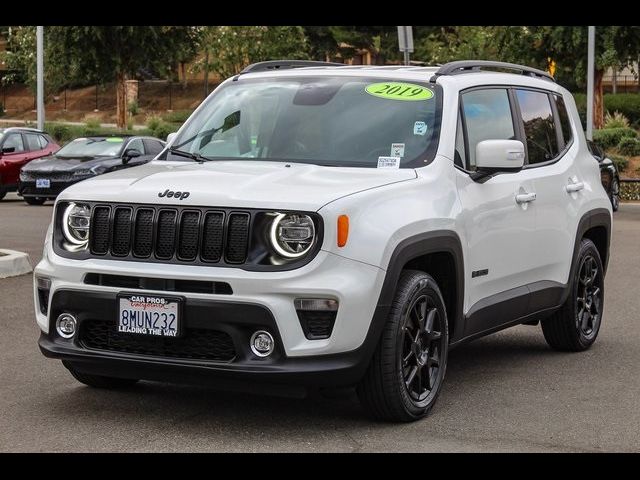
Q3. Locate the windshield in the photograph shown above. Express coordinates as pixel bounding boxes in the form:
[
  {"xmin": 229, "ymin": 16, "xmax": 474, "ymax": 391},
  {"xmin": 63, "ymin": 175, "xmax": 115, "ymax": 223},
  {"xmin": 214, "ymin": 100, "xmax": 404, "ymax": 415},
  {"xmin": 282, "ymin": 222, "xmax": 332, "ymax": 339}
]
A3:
[
  {"xmin": 56, "ymin": 137, "xmax": 125, "ymax": 158},
  {"xmin": 169, "ymin": 76, "xmax": 441, "ymax": 168}
]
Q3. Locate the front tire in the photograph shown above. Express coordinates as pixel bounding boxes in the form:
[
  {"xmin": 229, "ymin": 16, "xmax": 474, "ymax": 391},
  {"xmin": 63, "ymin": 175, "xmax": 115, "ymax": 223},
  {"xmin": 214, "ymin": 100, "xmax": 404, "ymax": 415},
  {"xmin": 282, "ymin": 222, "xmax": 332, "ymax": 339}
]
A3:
[
  {"xmin": 541, "ymin": 238, "xmax": 604, "ymax": 351},
  {"xmin": 610, "ymin": 178, "xmax": 620, "ymax": 212},
  {"xmin": 357, "ymin": 270, "xmax": 449, "ymax": 422},
  {"xmin": 24, "ymin": 196, "xmax": 46, "ymax": 206},
  {"xmin": 62, "ymin": 361, "xmax": 139, "ymax": 389}
]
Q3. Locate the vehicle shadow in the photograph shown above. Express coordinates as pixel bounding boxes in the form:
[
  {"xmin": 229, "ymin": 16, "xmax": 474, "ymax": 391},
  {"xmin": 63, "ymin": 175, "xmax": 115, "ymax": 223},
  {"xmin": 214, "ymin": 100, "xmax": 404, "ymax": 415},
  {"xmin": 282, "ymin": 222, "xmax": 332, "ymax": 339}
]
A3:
[{"xmin": 43, "ymin": 327, "xmax": 557, "ymax": 433}]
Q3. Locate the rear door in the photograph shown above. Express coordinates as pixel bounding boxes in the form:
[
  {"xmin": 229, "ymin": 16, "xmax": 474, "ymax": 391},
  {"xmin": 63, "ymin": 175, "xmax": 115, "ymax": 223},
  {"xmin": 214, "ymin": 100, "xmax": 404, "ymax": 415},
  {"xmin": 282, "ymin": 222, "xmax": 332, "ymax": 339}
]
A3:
[
  {"xmin": 0, "ymin": 132, "xmax": 29, "ymax": 185},
  {"xmin": 519, "ymin": 91, "xmax": 584, "ymax": 295}
]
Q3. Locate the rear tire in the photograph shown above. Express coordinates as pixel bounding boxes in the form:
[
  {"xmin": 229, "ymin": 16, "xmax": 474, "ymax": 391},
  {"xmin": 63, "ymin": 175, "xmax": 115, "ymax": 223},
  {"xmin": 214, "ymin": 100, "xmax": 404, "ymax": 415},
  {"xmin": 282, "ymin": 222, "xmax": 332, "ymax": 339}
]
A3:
[
  {"xmin": 541, "ymin": 238, "xmax": 604, "ymax": 351},
  {"xmin": 357, "ymin": 270, "xmax": 449, "ymax": 422},
  {"xmin": 0, "ymin": 186, "xmax": 6, "ymax": 201},
  {"xmin": 24, "ymin": 196, "xmax": 46, "ymax": 206},
  {"xmin": 63, "ymin": 361, "xmax": 139, "ymax": 389}
]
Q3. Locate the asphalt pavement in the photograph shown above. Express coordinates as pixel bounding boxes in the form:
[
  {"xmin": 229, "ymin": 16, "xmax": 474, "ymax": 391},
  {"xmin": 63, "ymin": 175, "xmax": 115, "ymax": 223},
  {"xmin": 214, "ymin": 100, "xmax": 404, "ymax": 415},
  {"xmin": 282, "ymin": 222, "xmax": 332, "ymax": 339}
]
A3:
[{"xmin": 1, "ymin": 192, "xmax": 639, "ymax": 452}]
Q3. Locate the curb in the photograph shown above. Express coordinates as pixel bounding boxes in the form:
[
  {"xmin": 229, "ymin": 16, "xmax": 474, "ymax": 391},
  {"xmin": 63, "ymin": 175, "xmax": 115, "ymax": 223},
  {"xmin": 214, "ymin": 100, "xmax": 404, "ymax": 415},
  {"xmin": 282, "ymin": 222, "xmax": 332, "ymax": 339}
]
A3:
[{"xmin": 0, "ymin": 249, "xmax": 33, "ymax": 279}]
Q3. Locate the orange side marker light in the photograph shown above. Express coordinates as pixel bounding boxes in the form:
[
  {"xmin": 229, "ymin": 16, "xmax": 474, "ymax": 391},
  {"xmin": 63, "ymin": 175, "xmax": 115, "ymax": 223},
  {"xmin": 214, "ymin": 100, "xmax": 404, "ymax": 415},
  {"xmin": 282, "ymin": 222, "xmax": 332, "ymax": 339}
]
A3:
[{"xmin": 337, "ymin": 215, "xmax": 349, "ymax": 247}]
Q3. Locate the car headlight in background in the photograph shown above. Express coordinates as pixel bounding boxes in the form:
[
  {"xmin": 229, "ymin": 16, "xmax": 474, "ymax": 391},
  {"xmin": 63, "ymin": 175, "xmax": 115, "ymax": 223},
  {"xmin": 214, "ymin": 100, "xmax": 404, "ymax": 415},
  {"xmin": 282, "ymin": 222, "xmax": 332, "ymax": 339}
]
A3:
[
  {"xmin": 269, "ymin": 213, "xmax": 316, "ymax": 258},
  {"xmin": 62, "ymin": 202, "xmax": 91, "ymax": 246},
  {"xmin": 73, "ymin": 169, "xmax": 93, "ymax": 176}
]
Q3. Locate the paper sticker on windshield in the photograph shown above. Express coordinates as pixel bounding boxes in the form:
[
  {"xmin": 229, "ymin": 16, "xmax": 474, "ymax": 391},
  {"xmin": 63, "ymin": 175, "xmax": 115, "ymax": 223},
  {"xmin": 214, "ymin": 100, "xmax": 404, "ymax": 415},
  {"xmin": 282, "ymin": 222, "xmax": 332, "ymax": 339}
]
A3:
[
  {"xmin": 391, "ymin": 143, "xmax": 405, "ymax": 158},
  {"xmin": 365, "ymin": 82, "xmax": 434, "ymax": 101},
  {"xmin": 413, "ymin": 121, "xmax": 428, "ymax": 136},
  {"xmin": 106, "ymin": 137, "xmax": 123, "ymax": 143},
  {"xmin": 377, "ymin": 156, "xmax": 400, "ymax": 169}
]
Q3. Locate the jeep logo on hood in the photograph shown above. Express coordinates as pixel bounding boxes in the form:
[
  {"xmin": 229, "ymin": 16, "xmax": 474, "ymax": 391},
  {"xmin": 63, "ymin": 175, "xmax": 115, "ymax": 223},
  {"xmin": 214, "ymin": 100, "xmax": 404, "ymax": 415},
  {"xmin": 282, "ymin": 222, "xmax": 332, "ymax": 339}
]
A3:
[{"xmin": 158, "ymin": 189, "xmax": 190, "ymax": 200}]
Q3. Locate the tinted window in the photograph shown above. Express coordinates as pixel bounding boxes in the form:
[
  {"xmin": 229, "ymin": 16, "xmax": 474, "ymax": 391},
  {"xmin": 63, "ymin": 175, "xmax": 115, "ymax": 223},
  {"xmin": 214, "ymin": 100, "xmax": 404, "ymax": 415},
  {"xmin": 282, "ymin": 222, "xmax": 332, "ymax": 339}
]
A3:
[
  {"xmin": 126, "ymin": 138, "xmax": 145, "ymax": 154},
  {"xmin": 25, "ymin": 133, "xmax": 42, "ymax": 151},
  {"xmin": 2, "ymin": 133, "xmax": 25, "ymax": 153},
  {"xmin": 143, "ymin": 139, "xmax": 164, "ymax": 154},
  {"xmin": 553, "ymin": 94, "xmax": 573, "ymax": 145},
  {"xmin": 516, "ymin": 89, "xmax": 559, "ymax": 164},
  {"xmin": 461, "ymin": 89, "xmax": 515, "ymax": 169},
  {"xmin": 38, "ymin": 135, "xmax": 49, "ymax": 149}
]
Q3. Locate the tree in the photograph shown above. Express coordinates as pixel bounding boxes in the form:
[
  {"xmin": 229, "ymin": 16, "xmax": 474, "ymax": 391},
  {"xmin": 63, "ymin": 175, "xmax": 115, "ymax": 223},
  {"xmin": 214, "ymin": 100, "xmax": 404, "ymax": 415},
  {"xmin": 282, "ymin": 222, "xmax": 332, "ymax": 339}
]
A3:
[
  {"xmin": 413, "ymin": 26, "xmax": 500, "ymax": 64},
  {"xmin": 328, "ymin": 26, "xmax": 398, "ymax": 64},
  {"xmin": 495, "ymin": 26, "xmax": 640, "ymax": 129},
  {"xmin": 192, "ymin": 26, "xmax": 309, "ymax": 81}
]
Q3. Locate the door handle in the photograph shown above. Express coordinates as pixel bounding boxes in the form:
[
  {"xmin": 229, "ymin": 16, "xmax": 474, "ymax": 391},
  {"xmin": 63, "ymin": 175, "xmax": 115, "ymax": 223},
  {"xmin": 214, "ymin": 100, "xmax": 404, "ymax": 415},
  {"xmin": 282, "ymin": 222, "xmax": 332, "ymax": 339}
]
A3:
[
  {"xmin": 515, "ymin": 192, "xmax": 537, "ymax": 204},
  {"xmin": 566, "ymin": 181, "xmax": 584, "ymax": 193}
]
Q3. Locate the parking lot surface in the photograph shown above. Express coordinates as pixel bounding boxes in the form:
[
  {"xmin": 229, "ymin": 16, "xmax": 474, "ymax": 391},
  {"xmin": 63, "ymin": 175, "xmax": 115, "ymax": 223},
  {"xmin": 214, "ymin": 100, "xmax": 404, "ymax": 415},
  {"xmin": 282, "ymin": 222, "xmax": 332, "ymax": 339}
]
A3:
[{"xmin": 1, "ymin": 193, "xmax": 639, "ymax": 452}]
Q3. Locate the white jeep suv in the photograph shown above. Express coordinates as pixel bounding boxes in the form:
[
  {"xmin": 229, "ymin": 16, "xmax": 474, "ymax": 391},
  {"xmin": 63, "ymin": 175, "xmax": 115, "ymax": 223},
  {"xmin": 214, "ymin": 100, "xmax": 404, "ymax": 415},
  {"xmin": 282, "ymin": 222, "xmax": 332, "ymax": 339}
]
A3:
[{"xmin": 34, "ymin": 60, "xmax": 612, "ymax": 422}]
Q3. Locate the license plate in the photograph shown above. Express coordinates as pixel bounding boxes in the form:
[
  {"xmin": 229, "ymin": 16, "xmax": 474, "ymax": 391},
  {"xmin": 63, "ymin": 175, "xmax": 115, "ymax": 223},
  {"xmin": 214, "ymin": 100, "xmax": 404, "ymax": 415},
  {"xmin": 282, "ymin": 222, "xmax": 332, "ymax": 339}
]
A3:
[
  {"xmin": 117, "ymin": 294, "xmax": 181, "ymax": 337},
  {"xmin": 36, "ymin": 178, "xmax": 50, "ymax": 189}
]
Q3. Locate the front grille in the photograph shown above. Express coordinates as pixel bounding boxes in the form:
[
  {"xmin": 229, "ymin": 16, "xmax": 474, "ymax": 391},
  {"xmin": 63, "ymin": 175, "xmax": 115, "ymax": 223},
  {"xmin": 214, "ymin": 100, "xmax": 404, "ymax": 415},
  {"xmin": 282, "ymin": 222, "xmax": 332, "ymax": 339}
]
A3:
[
  {"xmin": 80, "ymin": 319, "xmax": 236, "ymax": 362},
  {"xmin": 89, "ymin": 204, "xmax": 251, "ymax": 265},
  {"xmin": 21, "ymin": 171, "xmax": 78, "ymax": 182}
]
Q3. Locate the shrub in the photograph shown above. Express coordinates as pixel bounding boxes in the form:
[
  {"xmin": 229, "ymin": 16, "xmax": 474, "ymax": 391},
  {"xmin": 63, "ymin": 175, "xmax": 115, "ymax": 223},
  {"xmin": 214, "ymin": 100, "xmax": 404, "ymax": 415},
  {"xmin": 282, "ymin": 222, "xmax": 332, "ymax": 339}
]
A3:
[
  {"xmin": 145, "ymin": 114, "xmax": 163, "ymax": 132},
  {"xmin": 604, "ymin": 111, "xmax": 630, "ymax": 129},
  {"xmin": 163, "ymin": 109, "xmax": 193, "ymax": 124},
  {"xmin": 608, "ymin": 154, "xmax": 629, "ymax": 172},
  {"xmin": 151, "ymin": 121, "xmax": 179, "ymax": 141},
  {"xmin": 617, "ymin": 137, "xmax": 640, "ymax": 156},
  {"xmin": 573, "ymin": 93, "xmax": 640, "ymax": 129},
  {"xmin": 592, "ymin": 127, "xmax": 638, "ymax": 150},
  {"xmin": 128, "ymin": 100, "xmax": 139, "ymax": 116},
  {"xmin": 45, "ymin": 123, "xmax": 73, "ymax": 143},
  {"xmin": 126, "ymin": 118, "xmax": 134, "ymax": 131}
]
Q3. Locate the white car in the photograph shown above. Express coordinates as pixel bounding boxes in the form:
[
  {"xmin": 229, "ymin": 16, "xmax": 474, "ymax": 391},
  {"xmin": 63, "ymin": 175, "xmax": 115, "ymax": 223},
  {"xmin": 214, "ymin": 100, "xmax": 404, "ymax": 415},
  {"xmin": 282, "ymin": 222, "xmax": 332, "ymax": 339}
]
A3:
[{"xmin": 34, "ymin": 60, "xmax": 612, "ymax": 422}]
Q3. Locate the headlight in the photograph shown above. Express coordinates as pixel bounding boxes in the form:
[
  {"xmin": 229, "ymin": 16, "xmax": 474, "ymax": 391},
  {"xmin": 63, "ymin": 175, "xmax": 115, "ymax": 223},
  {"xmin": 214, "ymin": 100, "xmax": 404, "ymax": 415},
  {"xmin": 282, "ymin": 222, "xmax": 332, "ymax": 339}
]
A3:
[
  {"xmin": 269, "ymin": 213, "xmax": 316, "ymax": 258},
  {"xmin": 73, "ymin": 169, "xmax": 93, "ymax": 176},
  {"xmin": 62, "ymin": 202, "xmax": 91, "ymax": 246}
]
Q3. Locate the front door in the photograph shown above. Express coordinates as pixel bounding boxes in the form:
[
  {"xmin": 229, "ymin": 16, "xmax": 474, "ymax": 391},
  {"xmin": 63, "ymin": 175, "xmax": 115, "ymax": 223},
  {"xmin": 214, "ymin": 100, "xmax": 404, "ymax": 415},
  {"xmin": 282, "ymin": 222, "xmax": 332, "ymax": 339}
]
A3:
[
  {"xmin": 454, "ymin": 88, "xmax": 538, "ymax": 336},
  {"xmin": 0, "ymin": 132, "xmax": 30, "ymax": 186}
]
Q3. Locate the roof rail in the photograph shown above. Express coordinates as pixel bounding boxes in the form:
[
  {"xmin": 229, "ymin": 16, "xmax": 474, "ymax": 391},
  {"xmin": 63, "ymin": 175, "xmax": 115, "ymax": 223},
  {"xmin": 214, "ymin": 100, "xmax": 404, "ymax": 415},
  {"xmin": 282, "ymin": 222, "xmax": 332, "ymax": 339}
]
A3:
[
  {"xmin": 239, "ymin": 60, "xmax": 346, "ymax": 74},
  {"xmin": 430, "ymin": 60, "xmax": 555, "ymax": 82}
]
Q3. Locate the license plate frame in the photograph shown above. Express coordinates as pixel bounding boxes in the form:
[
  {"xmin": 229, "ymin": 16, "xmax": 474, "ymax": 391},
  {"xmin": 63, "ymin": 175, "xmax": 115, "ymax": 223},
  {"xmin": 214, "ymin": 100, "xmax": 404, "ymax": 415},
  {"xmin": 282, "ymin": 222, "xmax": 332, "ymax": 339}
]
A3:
[
  {"xmin": 36, "ymin": 178, "xmax": 50, "ymax": 189},
  {"xmin": 117, "ymin": 293, "xmax": 184, "ymax": 338}
]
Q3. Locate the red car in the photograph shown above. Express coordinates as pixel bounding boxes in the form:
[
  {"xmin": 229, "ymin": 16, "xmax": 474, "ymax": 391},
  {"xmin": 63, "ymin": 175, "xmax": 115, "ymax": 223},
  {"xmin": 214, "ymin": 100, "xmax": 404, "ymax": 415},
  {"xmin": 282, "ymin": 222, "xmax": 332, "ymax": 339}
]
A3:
[{"xmin": 0, "ymin": 127, "xmax": 60, "ymax": 201}]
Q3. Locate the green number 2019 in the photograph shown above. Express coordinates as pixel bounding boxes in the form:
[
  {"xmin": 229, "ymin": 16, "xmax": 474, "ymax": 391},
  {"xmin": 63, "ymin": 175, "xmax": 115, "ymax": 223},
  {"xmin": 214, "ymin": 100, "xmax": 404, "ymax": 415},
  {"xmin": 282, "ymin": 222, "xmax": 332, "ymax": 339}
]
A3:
[{"xmin": 365, "ymin": 82, "xmax": 434, "ymax": 101}]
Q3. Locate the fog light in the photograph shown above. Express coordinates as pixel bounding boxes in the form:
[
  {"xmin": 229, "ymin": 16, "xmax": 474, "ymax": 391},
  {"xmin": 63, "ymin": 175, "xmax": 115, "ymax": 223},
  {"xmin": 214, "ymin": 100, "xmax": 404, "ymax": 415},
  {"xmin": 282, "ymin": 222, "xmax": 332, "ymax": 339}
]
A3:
[
  {"xmin": 56, "ymin": 314, "xmax": 77, "ymax": 339},
  {"xmin": 250, "ymin": 330, "xmax": 275, "ymax": 357}
]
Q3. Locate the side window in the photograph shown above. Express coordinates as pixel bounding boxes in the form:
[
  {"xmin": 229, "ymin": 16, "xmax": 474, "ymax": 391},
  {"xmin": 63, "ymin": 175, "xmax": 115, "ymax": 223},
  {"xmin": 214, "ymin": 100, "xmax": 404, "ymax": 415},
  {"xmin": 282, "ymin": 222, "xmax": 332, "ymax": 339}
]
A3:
[
  {"xmin": 38, "ymin": 135, "xmax": 49, "ymax": 149},
  {"xmin": 143, "ymin": 139, "xmax": 164, "ymax": 155},
  {"xmin": 515, "ymin": 89, "xmax": 559, "ymax": 164},
  {"xmin": 461, "ymin": 89, "xmax": 515, "ymax": 170},
  {"xmin": 2, "ymin": 133, "xmax": 26, "ymax": 153},
  {"xmin": 126, "ymin": 138, "xmax": 145, "ymax": 154},
  {"xmin": 25, "ymin": 133, "xmax": 42, "ymax": 151},
  {"xmin": 553, "ymin": 94, "xmax": 573, "ymax": 146},
  {"xmin": 454, "ymin": 110, "xmax": 466, "ymax": 168}
]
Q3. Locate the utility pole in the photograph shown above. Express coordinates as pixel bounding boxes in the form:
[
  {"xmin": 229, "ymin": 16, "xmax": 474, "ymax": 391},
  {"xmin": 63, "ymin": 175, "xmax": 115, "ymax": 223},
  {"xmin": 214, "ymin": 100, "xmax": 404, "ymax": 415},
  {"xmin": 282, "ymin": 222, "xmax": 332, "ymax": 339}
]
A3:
[
  {"xmin": 36, "ymin": 26, "xmax": 44, "ymax": 131},
  {"xmin": 397, "ymin": 26, "xmax": 414, "ymax": 66},
  {"xmin": 586, "ymin": 26, "xmax": 595, "ymax": 140}
]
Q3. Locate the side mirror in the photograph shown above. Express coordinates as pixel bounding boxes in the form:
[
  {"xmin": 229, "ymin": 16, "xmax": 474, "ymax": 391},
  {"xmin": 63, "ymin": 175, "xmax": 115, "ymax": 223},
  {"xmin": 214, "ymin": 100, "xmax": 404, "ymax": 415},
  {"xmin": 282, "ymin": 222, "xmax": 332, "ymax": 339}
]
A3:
[
  {"xmin": 474, "ymin": 139, "xmax": 525, "ymax": 180},
  {"xmin": 166, "ymin": 132, "xmax": 177, "ymax": 145},
  {"xmin": 122, "ymin": 148, "xmax": 142, "ymax": 165},
  {"xmin": 1, "ymin": 146, "xmax": 16, "ymax": 154}
]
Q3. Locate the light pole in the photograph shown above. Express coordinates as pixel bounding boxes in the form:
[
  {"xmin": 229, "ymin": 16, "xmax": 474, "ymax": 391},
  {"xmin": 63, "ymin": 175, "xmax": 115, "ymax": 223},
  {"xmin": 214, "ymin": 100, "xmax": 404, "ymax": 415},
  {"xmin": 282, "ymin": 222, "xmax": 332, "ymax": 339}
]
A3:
[
  {"xmin": 586, "ymin": 26, "xmax": 595, "ymax": 140},
  {"xmin": 36, "ymin": 26, "xmax": 44, "ymax": 131}
]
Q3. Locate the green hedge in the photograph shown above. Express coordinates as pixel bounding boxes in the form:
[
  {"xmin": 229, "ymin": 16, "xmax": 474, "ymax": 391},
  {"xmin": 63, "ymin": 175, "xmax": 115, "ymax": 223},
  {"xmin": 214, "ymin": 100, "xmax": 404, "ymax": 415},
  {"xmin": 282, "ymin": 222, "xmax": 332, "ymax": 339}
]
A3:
[
  {"xmin": 609, "ymin": 154, "xmax": 629, "ymax": 172},
  {"xmin": 618, "ymin": 137, "xmax": 640, "ymax": 156},
  {"xmin": 574, "ymin": 93, "xmax": 640, "ymax": 128},
  {"xmin": 592, "ymin": 127, "xmax": 637, "ymax": 150},
  {"xmin": 44, "ymin": 122, "xmax": 154, "ymax": 145}
]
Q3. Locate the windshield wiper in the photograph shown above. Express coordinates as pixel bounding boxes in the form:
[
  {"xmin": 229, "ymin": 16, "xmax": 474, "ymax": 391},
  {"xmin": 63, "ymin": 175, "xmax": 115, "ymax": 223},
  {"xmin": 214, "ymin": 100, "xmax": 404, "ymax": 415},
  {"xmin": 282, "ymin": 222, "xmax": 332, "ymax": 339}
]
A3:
[{"xmin": 168, "ymin": 147, "xmax": 207, "ymax": 163}]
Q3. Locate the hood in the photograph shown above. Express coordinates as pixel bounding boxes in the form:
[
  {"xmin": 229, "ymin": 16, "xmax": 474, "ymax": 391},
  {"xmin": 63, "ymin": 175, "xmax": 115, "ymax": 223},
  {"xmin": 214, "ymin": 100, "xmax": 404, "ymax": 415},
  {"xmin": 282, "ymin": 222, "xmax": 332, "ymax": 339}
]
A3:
[
  {"xmin": 22, "ymin": 154, "xmax": 122, "ymax": 173},
  {"xmin": 58, "ymin": 160, "xmax": 417, "ymax": 211}
]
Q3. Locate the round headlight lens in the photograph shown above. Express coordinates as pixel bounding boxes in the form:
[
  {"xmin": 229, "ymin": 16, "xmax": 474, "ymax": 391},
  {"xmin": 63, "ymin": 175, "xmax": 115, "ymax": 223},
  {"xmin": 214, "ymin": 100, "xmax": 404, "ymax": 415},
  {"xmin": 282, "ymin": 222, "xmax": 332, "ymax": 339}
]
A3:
[
  {"xmin": 269, "ymin": 213, "xmax": 316, "ymax": 258},
  {"xmin": 62, "ymin": 202, "xmax": 91, "ymax": 246}
]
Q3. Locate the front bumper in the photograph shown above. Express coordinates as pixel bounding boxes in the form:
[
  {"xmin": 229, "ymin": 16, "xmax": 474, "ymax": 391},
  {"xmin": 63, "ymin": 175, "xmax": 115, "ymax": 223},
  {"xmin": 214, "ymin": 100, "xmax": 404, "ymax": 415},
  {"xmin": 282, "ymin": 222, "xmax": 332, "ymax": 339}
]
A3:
[
  {"xmin": 18, "ymin": 179, "xmax": 82, "ymax": 198},
  {"xmin": 34, "ymin": 246, "xmax": 387, "ymax": 385}
]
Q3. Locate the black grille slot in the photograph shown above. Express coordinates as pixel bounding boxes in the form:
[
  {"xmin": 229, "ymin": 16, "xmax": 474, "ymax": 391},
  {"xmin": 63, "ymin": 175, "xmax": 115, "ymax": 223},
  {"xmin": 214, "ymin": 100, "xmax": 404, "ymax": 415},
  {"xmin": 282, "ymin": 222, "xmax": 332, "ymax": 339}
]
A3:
[
  {"xmin": 91, "ymin": 206, "xmax": 111, "ymax": 254},
  {"xmin": 225, "ymin": 213, "xmax": 250, "ymax": 263},
  {"xmin": 84, "ymin": 273, "xmax": 233, "ymax": 295},
  {"xmin": 156, "ymin": 210, "xmax": 177, "ymax": 259},
  {"xmin": 297, "ymin": 310, "xmax": 337, "ymax": 340},
  {"xmin": 201, "ymin": 212, "xmax": 224, "ymax": 262},
  {"xmin": 111, "ymin": 208, "xmax": 132, "ymax": 256},
  {"xmin": 80, "ymin": 319, "xmax": 236, "ymax": 362},
  {"xmin": 178, "ymin": 211, "xmax": 200, "ymax": 260},
  {"xmin": 133, "ymin": 209, "xmax": 154, "ymax": 257}
]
